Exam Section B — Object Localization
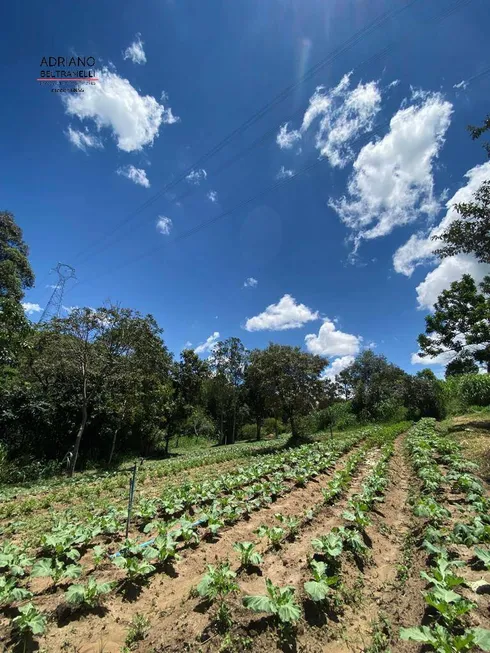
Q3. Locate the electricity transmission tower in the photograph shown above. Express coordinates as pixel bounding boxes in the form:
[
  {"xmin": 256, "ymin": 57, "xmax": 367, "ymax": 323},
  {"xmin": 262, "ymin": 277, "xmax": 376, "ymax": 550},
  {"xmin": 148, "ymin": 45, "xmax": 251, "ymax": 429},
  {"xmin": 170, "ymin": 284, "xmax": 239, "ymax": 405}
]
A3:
[{"xmin": 39, "ymin": 263, "xmax": 77, "ymax": 323}]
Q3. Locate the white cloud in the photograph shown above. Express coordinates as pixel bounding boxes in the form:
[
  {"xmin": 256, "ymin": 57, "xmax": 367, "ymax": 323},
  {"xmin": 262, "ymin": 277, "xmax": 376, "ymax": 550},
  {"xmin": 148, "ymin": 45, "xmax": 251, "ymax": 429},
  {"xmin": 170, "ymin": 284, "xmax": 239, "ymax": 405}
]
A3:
[
  {"xmin": 305, "ymin": 319, "xmax": 361, "ymax": 357},
  {"xmin": 194, "ymin": 331, "xmax": 220, "ymax": 355},
  {"xmin": 330, "ymin": 91, "xmax": 452, "ymax": 242},
  {"xmin": 244, "ymin": 294, "xmax": 319, "ymax": 331},
  {"xmin": 321, "ymin": 355, "xmax": 355, "ymax": 380},
  {"xmin": 207, "ymin": 190, "xmax": 218, "ymax": 202},
  {"xmin": 411, "ymin": 349, "xmax": 456, "ymax": 367},
  {"xmin": 156, "ymin": 216, "xmax": 172, "ymax": 235},
  {"xmin": 183, "ymin": 341, "xmax": 193, "ymax": 349},
  {"xmin": 186, "ymin": 168, "xmax": 207, "ymax": 185},
  {"xmin": 123, "ymin": 33, "xmax": 147, "ymax": 65},
  {"xmin": 65, "ymin": 125, "xmax": 103, "ymax": 152},
  {"xmin": 22, "ymin": 302, "xmax": 42, "ymax": 315},
  {"xmin": 277, "ymin": 73, "xmax": 382, "ymax": 167},
  {"xmin": 63, "ymin": 67, "xmax": 178, "ymax": 152},
  {"xmin": 415, "ymin": 254, "xmax": 490, "ymax": 311},
  {"xmin": 243, "ymin": 277, "xmax": 258, "ymax": 288},
  {"xmin": 393, "ymin": 161, "xmax": 490, "ymax": 276},
  {"xmin": 276, "ymin": 166, "xmax": 294, "ymax": 179},
  {"xmin": 453, "ymin": 80, "xmax": 467, "ymax": 90},
  {"xmin": 388, "ymin": 80, "xmax": 400, "ymax": 88},
  {"xmin": 276, "ymin": 123, "xmax": 301, "ymax": 149},
  {"xmin": 117, "ymin": 165, "xmax": 150, "ymax": 188}
]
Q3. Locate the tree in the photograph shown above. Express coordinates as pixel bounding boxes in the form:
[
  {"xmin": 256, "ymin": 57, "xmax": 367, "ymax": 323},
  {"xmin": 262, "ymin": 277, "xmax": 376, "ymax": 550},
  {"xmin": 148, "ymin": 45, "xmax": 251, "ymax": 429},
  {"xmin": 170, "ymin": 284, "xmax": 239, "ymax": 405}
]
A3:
[
  {"xmin": 433, "ymin": 180, "xmax": 490, "ymax": 264},
  {"xmin": 0, "ymin": 211, "xmax": 34, "ymax": 366},
  {"xmin": 404, "ymin": 369, "xmax": 445, "ymax": 420},
  {"xmin": 417, "ymin": 274, "xmax": 490, "ymax": 374},
  {"xmin": 244, "ymin": 350, "xmax": 269, "ymax": 441},
  {"xmin": 209, "ymin": 337, "xmax": 248, "ymax": 444},
  {"xmin": 445, "ymin": 354, "xmax": 479, "ymax": 378},
  {"xmin": 337, "ymin": 351, "xmax": 407, "ymax": 422},
  {"xmin": 248, "ymin": 344, "xmax": 326, "ymax": 441},
  {"xmin": 433, "ymin": 114, "xmax": 489, "ymax": 264}
]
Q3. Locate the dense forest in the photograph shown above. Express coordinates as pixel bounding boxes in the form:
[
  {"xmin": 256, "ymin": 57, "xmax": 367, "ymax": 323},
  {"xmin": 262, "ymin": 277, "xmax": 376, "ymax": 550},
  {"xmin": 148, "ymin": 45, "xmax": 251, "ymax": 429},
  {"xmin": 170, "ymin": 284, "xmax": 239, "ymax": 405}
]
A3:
[{"xmin": 1, "ymin": 115, "xmax": 489, "ymax": 482}]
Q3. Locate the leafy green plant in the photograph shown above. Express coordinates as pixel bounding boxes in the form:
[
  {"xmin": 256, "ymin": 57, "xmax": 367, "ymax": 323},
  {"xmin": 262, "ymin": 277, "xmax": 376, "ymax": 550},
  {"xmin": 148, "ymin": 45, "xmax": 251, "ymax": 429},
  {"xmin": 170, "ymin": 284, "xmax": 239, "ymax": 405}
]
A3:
[
  {"xmin": 474, "ymin": 547, "xmax": 490, "ymax": 569},
  {"xmin": 92, "ymin": 544, "xmax": 106, "ymax": 567},
  {"xmin": 31, "ymin": 557, "xmax": 82, "ymax": 585},
  {"xmin": 304, "ymin": 560, "xmax": 338, "ymax": 602},
  {"xmin": 400, "ymin": 623, "xmax": 490, "ymax": 652},
  {"xmin": 233, "ymin": 542, "xmax": 263, "ymax": 568},
  {"xmin": 0, "ymin": 543, "xmax": 34, "ymax": 577},
  {"xmin": 12, "ymin": 603, "xmax": 47, "ymax": 652},
  {"xmin": 311, "ymin": 532, "xmax": 343, "ymax": 570},
  {"xmin": 342, "ymin": 500, "xmax": 371, "ymax": 530},
  {"xmin": 65, "ymin": 577, "xmax": 113, "ymax": 608},
  {"xmin": 173, "ymin": 518, "xmax": 199, "ymax": 545},
  {"xmin": 143, "ymin": 533, "xmax": 179, "ymax": 565},
  {"xmin": 275, "ymin": 513, "xmax": 300, "ymax": 537},
  {"xmin": 255, "ymin": 525, "xmax": 285, "ymax": 549},
  {"xmin": 0, "ymin": 576, "xmax": 32, "ymax": 606},
  {"xmin": 337, "ymin": 526, "xmax": 368, "ymax": 557},
  {"xmin": 423, "ymin": 587, "xmax": 475, "ymax": 629},
  {"xmin": 125, "ymin": 613, "xmax": 150, "ymax": 647},
  {"xmin": 243, "ymin": 578, "xmax": 301, "ymax": 626},
  {"xmin": 197, "ymin": 562, "xmax": 238, "ymax": 601}
]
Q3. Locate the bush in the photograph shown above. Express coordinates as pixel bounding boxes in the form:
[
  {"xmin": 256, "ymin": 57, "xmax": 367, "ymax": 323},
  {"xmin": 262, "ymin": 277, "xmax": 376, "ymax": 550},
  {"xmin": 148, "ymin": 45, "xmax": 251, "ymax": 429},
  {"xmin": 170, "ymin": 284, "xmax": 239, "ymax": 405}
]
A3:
[
  {"xmin": 459, "ymin": 374, "xmax": 490, "ymax": 407},
  {"xmin": 263, "ymin": 417, "xmax": 286, "ymax": 436},
  {"xmin": 239, "ymin": 424, "xmax": 258, "ymax": 441}
]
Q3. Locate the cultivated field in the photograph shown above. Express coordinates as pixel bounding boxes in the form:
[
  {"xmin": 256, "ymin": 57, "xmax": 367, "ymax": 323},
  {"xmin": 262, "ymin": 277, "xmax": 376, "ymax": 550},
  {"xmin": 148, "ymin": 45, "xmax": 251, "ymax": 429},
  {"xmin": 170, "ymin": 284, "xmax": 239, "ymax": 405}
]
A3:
[{"xmin": 1, "ymin": 418, "xmax": 489, "ymax": 652}]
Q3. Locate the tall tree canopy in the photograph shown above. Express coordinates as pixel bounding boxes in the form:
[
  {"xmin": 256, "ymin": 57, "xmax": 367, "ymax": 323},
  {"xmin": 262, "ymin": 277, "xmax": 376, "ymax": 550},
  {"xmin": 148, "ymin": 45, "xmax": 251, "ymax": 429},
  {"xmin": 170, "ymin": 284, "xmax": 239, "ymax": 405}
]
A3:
[
  {"xmin": 433, "ymin": 114, "xmax": 490, "ymax": 264},
  {"xmin": 417, "ymin": 274, "xmax": 490, "ymax": 374},
  {"xmin": 0, "ymin": 211, "xmax": 35, "ymax": 366}
]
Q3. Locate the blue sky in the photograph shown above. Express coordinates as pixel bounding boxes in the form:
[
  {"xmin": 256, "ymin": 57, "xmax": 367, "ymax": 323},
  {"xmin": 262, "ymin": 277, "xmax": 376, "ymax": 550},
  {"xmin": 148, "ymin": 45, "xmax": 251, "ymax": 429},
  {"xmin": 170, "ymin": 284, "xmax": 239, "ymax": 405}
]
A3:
[{"xmin": 2, "ymin": 0, "xmax": 490, "ymax": 378}]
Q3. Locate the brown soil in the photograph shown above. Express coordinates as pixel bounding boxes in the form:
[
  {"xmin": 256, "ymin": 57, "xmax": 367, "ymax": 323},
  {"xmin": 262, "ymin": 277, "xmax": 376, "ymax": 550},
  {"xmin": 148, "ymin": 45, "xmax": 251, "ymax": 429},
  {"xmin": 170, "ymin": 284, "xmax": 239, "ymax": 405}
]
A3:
[{"xmin": 32, "ymin": 443, "xmax": 368, "ymax": 652}]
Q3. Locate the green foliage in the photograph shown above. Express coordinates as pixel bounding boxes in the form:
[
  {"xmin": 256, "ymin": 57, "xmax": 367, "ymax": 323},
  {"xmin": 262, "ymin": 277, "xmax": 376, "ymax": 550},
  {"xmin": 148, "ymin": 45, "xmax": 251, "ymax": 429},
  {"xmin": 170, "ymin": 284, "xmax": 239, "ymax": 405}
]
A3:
[
  {"xmin": 400, "ymin": 624, "xmax": 490, "ymax": 652},
  {"xmin": 242, "ymin": 578, "xmax": 301, "ymax": 625},
  {"xmin": 459, "ymin": 374, "xmax": 490, "ymax": 407},
  {"xmin": 12, "ymin": 603, "xmax": 47, "ymax": 639},
  {"xmin": 303, "ymin": 560, "xmax": 338, "ymax": 602},
  {"xmin": 31, "ymin": 557, "xmax": 82, "ymax": 584},
  {"xmin": 197, "ymin": 562, "xmax": 238, "ymax": 601},
  {"xmin": 125, "ymin": 613, "xmax": 149, "ymax": 647},
  {"xmin": 0, "ymin": 576, "xmax": 32, "ymax": 606},
  {"xmin": 417, "ymin": 274, "xmax": 490, "ymax": 375},
  {"xmin": 233, "ymin": 541, "xmax": 263, "ymax": 568},
  {"xmin": 65, "ymin": 578, "xmax": 113, "ymax": 607}
]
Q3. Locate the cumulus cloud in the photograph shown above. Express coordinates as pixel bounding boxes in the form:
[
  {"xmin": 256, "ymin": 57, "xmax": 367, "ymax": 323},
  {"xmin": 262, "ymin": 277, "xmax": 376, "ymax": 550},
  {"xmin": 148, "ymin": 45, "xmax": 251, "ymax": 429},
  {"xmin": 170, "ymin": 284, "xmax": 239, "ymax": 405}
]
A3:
[
  {"xmin": 22, "ymin": 302, "xmax": 42, "ymax": 315},
  {"xmin": 393, "ymin": 161, "xmax": 490, "ymax": 276},
  {"xmin": 305, "ymin": 319, "xmax": 361, "ymax": 357},
  {"xmin": 186, "ymin": 168, "xmax": 207, "ymax": 185},
  {"xmin": 277, "ymin": 73, "xmax": 382, "ymax": 167},
  {"xmin": 415, "ymin": 254, "xmax": 490, "ymax": 311},
  {"xmin": 244, "ymin": 294, "xmax": 319, "ymax": 331},
  {"xmin": 321, "ymin": 355, "xmax": 355, "ymax": 380},
  {"xmin": 243, "ymin": 277, "xmax": 258, "ymax": 288},
  {"xmin": 207, "ymin": 190, "xmax": 218, "ymax": 202},
  {"xmin": 62, "ymin": 67, "xmax": 178, "ymax": 152},
  {"xmin": 117, "ymin": 165, "xmax": 150, "ymax": 187},
  {"xmin": 65, "ymin": 125, "xmax": 103, "ymax": 152},
  {"xmin": 330, "ymin": 91, "xmax": 452, "ymax": 242},
  {"xmin": 276, "ymin": 166, "xmax": 294, "ymax": 179},
  {"xmin": 156, "ymin": 216, "xmax": 172, "ymax": 235},
  {"xmin": 194, "ymin": 331, "xmax": 220, "ymax": 355},
  {"xmin": 123, "ymin": 33, "xmax": 147, "ymax": 65}
]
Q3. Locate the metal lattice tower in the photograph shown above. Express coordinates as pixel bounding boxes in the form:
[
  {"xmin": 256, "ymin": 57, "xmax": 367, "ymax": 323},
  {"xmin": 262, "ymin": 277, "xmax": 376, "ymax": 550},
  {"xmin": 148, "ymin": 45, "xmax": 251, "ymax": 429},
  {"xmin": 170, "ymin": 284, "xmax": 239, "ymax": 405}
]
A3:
[{"xmin": 38, "ymin": 263, "xmax": 77, "ymax": 322}]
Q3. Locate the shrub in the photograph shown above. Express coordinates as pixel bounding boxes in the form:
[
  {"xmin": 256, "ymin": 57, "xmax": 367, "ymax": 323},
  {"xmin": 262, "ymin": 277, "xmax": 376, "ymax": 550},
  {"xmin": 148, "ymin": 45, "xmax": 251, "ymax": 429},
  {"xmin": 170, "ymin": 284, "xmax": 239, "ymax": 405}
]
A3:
[{"xmin": 459, "ymin": 374, "xmax": 490, "ymax": 408}]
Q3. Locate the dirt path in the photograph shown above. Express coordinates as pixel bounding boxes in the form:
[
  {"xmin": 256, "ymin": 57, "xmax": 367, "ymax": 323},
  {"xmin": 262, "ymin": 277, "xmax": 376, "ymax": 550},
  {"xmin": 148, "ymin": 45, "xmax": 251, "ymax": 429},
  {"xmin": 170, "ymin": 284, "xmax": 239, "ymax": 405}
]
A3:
[{"xmin": 36, "ymin": 442, "xmax": 368, "ymax": 652}]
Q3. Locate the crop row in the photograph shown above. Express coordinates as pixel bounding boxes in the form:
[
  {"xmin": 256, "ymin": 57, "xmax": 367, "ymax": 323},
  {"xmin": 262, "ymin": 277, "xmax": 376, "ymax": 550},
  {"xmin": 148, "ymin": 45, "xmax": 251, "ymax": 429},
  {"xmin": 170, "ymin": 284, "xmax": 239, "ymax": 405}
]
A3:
[
  {"xmin": 401, "ymin": 418, "xmax": 490, "ymax": 652},
  {"xmin": 193, "ymin": 435, "xmax": 397, "ymax": 643},
  {"xmin": 0, "ymin": 423, "xmax": 408, "ymax": 650}
]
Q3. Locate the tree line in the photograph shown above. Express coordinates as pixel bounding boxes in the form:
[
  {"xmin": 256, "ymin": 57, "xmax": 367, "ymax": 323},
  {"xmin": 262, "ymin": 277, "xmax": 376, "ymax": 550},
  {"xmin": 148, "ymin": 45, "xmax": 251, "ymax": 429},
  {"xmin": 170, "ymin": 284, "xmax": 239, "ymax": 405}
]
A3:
[{"xmin": 0, "ymin": 115, "xmax": 488, "ymax": 480}]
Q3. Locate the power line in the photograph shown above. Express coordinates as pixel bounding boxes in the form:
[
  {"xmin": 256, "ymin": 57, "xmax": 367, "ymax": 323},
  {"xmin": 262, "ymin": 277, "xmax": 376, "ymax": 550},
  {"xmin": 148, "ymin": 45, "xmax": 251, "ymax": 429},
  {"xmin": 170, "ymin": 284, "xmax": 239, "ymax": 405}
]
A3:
[
  {"xmin": 74, "ymin": 0, "xmax": 472, "ymax": 269},
  {"xmin": 67, "ymin": 0, "xmax": 482, "ymax": 295},
  {"xmin": 73, "ymin": 0, "xmax": 424, "ymax": 264}
]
